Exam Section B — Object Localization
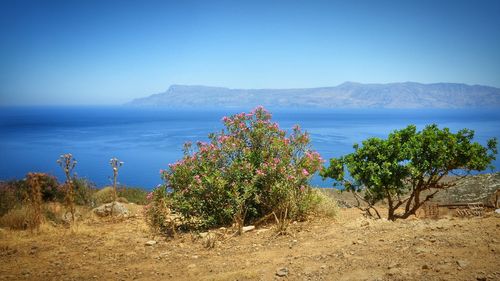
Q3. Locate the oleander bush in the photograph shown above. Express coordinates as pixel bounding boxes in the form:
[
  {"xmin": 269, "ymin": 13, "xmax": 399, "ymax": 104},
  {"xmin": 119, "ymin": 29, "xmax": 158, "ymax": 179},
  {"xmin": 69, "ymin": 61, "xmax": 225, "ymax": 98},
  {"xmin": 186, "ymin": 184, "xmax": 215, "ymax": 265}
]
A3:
[{"xmin": 146, "ymin": 107, "xmax": 324, "ymax": 232}]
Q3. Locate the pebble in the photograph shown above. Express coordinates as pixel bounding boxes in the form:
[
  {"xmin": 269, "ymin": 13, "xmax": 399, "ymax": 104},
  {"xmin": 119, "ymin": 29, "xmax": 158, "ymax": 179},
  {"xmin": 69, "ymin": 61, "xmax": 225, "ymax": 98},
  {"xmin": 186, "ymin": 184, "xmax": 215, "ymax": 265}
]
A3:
[
  {"xmin": 242, "ymin": 225, "xmax": 255, "ymax": 232},
  {"xmin": 457, "ymin": 260, "xmax": 469, "ymax": 268},
  {"xmin": 145, "ymin": 240, "xmax": 157, "ymax": 246},
  {"xmin": 276, "ymin": 267, "xmax": 289, "ymax": 277}
]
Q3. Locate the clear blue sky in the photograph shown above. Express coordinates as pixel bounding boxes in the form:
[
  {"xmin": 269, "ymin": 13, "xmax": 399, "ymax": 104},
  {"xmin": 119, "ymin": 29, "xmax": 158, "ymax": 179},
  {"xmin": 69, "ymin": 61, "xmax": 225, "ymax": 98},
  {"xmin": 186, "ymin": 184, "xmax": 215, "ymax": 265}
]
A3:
[{"xmin": 1, "ymin": 0, "xmax": 499, "ymax": 105}]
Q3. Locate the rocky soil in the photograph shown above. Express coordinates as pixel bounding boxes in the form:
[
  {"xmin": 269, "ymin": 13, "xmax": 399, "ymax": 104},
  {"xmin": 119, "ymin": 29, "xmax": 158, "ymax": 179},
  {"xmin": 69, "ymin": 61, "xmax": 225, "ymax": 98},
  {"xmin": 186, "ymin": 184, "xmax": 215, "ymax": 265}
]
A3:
[
  {"xmin": 432, "ymin": 173, "xmax": 500, "ymax": 206},
  {"xmin": 0, "ymin": 204, "xmax": 499, "ymax": 281}
]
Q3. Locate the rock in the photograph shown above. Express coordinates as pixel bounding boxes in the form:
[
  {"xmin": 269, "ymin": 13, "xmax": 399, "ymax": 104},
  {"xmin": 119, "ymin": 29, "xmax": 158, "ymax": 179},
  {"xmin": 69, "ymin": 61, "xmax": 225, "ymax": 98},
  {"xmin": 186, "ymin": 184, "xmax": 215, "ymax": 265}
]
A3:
[
  {"xmin": 242, "ymin": 225, "xmax": 255, "ymax": 232},
  {"xmin": 476, "ymin": 277, "xmax": 487, "ymax": 281},
  {"xmin": 276, "ymin": 267, "xmax": 289, "ymax": 277},
  {"xmin": 62, "ymin": 211, "xmax": 82, "ymax": 223},
  {"xmin": 422, "ymin": 264, "xmax": 430, "ymax": 270},
  {"xmin": 187, "ymin": 264, "xmax": 196, "ymax": 269},
  {"xmin": 145, "ymin": 240, "xmax": 157, "ymax": 246},
  {"xmin": 495, "ymin": 209, "xmax": 500, "ymax": 214},
  {"xmin": 360, "ymin": 220, "xmax": 370, "ymax": 227},
  {"xmin": 456, "ymin": 260, "xmax": 469, "ymax": 268},
  {"xmin": 93, "ymin": 202, "xmax": 130, "ymax": 217}
]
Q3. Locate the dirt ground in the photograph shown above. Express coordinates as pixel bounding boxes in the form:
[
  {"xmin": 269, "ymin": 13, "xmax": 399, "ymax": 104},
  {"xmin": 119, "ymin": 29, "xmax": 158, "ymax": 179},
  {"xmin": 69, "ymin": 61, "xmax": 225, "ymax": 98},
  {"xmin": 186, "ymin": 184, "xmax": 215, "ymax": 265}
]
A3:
[{"xmin": 0, "ymin": 204, "xmax": 499, "ymax": 281}]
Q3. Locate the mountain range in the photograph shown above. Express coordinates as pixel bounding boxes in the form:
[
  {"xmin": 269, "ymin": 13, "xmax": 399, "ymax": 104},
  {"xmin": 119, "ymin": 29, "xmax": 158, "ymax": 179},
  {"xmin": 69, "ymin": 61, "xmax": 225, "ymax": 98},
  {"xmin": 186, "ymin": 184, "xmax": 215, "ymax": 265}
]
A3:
[{"xmin": 127, "ymin": 82, "xmax": 500, "ymax": 108}]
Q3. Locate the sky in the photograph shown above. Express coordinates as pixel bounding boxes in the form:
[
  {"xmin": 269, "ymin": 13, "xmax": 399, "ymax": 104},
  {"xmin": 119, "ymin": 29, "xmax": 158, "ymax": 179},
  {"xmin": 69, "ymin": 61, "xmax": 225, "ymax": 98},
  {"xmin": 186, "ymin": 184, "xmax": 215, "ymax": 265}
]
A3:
[{"xmin": 0, "ymin": 0, "xmax": 499, "ymax": 105}]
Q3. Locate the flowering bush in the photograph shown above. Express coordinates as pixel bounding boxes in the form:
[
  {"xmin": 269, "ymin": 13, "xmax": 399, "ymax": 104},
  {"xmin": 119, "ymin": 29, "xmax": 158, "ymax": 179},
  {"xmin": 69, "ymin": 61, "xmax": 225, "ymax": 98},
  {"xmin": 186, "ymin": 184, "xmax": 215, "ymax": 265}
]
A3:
[{"xmin": 146, "ymin": 106, "xmax": 324, "ymax": 232}]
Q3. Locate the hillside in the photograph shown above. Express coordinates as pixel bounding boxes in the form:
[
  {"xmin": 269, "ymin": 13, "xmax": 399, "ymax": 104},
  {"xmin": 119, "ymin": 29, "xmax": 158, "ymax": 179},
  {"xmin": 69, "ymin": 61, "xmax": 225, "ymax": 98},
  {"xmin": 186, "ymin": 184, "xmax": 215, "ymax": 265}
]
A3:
[
  {"xmin": 127, "ymin": 82, "xmax": 500, "ymax": 108},
  {"xmin": 1, "ymin": 206, "xmax": 499, "ymax": 281}
]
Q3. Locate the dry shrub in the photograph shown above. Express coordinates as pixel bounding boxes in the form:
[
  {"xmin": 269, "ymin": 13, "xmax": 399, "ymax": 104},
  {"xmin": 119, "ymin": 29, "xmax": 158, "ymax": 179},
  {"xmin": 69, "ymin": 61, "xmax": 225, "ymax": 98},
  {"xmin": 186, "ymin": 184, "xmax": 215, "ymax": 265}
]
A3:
[
  {"xmin": 92, "ymin": 187, "xmax": 115, "ymax": 205},
  {"xmin": 26, "ymin": 173, "xmax": 43, "ymax": 232},
  {"xmin": 307, "ymin": 189, "xmax": 339, "ymax": 218},
  {"xmin": 0, "ymin": 207, "xmax": 28, "ymax": 230},
  {"xmin": 43, "ymin": 202, "xmax": 66, "ymax": 225}
]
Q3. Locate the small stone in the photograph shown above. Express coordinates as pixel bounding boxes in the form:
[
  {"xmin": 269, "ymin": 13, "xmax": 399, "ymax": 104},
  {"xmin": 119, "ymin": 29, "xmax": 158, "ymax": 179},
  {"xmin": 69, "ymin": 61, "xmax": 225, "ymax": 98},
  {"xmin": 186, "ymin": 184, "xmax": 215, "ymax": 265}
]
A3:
[
  {"xmin": 422, "ymin": 264, "xmax": 430, "ymax": 270},
  {"xmin": 320, "ymin": 265, "xmax": 327, "ymax": 269},
  {"xmin": 242, "ymin": 225, "xmax": 255, "ymax": 232},
  {"xmin": 276, "ymin": 267, "xmax": 289, "ymax": 277},
  {"xmin": 476, "ymin": 277, "xmax": 486, "ymax": 281},
  {"xmin": 145, "ymin": 240, "xmax": 157, "ymax": 246},
  {"xmin": 158, "ymin": 252, "xmax": 169, "ymax": 259},
  {"xmin": 457, "ymin": 260, "xmax": 468, "ymax": 268}
]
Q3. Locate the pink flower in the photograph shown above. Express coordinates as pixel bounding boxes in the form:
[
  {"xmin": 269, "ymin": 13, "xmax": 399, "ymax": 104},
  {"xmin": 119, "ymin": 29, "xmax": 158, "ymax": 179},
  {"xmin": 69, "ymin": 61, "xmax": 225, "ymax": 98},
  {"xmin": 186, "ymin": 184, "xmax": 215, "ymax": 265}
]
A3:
[
  {"xmin": 300, "ymin": 185, "xmax": 306, "ymax": 192},
  {"xmin": 146, "ymin": 192, "xmax": 154, "ymax": 201},
  {"xmin": 256, "ymin": 169, "xmax": 265, "ymax": 176},
  {"xmin": 302, "ymin": 169, "xmax": 310, "ymax": 176},
  {"xmin": 194, "ymin": 175, "xmax": 202, "ymax": 184}
]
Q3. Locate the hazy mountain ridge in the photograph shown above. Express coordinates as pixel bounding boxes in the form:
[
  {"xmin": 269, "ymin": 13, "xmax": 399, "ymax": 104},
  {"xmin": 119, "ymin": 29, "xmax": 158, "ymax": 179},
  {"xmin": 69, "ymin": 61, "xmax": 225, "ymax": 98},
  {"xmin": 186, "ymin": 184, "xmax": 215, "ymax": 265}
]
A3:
[{"xmin": 127, "ymin": 82, "xmax": 500, "ymax": 108}]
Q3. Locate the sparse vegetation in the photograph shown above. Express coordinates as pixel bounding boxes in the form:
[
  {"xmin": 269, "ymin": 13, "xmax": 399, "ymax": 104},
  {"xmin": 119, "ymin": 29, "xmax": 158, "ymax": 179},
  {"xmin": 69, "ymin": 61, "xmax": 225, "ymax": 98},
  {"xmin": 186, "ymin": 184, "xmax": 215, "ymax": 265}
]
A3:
[
  {"xmin": 0, "ymin": 206, "xmax": 29, "ymax": 230},
  {"xmin": 57, "ymin": 153, "xmax": 78, "ymax": 223},
  {"xmin": 25, "ymin": 173, "xmax": 44, "ymax": 232},
  {"xmin": 117, "ymin": 187, "xmax": 148, "ymax": 205}
]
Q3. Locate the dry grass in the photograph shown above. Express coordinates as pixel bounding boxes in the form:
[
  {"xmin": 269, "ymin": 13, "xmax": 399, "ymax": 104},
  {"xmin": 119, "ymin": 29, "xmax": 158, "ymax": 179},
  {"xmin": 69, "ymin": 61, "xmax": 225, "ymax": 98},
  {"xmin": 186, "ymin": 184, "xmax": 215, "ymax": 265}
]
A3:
[
  {"xmin": 311, "ymin": 189, "xmax": 340, "ymax": 218},
  {"xmin": 0, "ymin": 207, "xmax": 28, "ymax": 230}
]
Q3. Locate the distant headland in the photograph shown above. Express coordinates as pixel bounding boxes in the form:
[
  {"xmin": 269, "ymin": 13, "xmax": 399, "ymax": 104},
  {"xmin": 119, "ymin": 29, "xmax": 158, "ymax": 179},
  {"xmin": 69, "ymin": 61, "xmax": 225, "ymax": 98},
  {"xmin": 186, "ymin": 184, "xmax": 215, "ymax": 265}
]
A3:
[{"xmin": 127, "ymin": 82, "xmax": 500, "ymax": 109}]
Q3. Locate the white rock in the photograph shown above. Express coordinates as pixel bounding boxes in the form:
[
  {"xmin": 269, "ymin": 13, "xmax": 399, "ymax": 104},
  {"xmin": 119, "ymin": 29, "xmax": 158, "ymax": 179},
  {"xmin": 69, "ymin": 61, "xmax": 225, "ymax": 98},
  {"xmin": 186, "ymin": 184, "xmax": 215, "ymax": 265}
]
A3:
[
  {"xmin": 145, "ymin": 240, "xmax": 157, "ymax": 246},
  {"xmin": 242, "ymin": 225, "xmax": 255, "ymax": 232},
  {"xmin": 93, "ymin": 202, "xmax": 129, "ymax": 217}
]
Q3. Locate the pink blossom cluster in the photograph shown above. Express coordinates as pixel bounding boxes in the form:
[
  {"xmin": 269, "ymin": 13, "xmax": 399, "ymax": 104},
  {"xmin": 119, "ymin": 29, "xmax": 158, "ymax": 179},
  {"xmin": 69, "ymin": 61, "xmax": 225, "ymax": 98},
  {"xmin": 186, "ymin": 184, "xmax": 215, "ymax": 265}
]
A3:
[{"xmin": 158, "ymin": 106, "xmax": 324, "ymax": 199}]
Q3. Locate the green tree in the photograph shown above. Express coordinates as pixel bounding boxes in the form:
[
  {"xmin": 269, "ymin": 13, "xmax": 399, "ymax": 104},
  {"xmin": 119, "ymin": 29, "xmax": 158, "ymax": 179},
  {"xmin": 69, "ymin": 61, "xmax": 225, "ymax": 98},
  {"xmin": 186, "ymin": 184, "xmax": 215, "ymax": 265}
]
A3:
[{"xmin": 321, "ymin": 124, "xmax": 497, "ymax": 220}]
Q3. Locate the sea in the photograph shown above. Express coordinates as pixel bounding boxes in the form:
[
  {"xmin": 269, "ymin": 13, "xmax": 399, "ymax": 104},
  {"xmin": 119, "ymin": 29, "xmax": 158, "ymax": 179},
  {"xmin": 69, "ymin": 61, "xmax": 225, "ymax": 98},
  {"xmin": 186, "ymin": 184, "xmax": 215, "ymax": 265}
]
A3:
[{"xmin": 1, "ymin": 106, "xmax": 499, "ymax": 189}]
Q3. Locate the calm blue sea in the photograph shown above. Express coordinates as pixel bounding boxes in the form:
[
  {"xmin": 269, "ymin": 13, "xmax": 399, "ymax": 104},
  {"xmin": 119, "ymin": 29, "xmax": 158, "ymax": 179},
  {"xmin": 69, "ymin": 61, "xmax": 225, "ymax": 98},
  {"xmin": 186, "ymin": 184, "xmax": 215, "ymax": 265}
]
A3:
[{"xmin": 1, "ymin": 106, "xmax": 499, "ymax": 189}]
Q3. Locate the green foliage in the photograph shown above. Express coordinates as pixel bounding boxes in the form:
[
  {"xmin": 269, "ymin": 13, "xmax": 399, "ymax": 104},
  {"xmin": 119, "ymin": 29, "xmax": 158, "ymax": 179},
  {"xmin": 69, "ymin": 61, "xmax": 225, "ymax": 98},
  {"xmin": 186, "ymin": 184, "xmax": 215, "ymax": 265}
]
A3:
[
  {"xmin": 72, "ymin": 178, "xmax": 97, "ymax": 206},
  {"xmin": 93, "ymin": 186, "xmax": 148, "ymax": 205},
  {"xmin": 117, "ymin": 187, "xmax": 148, "ymax": 205},
  {"xmin": 147, "ymin": 107, "xmax": 324, "ymax": 232},
  {"xmin": 321, "ymin": 124, "xmax": 497, "ymax": 220}
]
